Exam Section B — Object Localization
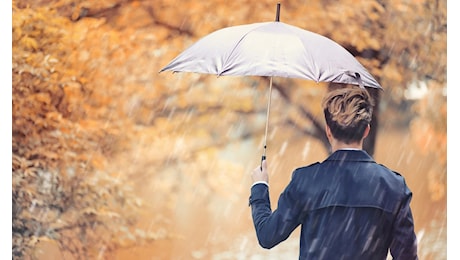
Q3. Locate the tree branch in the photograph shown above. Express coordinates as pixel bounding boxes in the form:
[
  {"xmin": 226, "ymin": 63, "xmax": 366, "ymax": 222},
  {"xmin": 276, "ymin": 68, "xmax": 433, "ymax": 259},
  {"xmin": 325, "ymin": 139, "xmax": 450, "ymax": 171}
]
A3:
[
  {"xmin": 264, "ymin": 78, "xmax": 331, "ymax": 153},
  {"xmin": 145, "ymin": 5, "xmax": 194, "ymax": 36}
]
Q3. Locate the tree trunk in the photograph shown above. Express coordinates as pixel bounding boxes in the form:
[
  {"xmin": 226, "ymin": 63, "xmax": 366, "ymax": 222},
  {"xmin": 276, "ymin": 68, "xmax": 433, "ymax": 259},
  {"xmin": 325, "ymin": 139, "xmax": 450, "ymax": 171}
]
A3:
[{"xmin": 363, "ymin": 87, "xmax": 381, "ymax": 156}]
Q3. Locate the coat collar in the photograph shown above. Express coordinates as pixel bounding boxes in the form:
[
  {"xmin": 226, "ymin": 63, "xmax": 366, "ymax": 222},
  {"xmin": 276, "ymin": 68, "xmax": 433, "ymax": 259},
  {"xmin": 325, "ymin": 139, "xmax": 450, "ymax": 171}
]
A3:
[{"xmin": 324, "ymin": 149, "xmax": 375, "ymax": 163}]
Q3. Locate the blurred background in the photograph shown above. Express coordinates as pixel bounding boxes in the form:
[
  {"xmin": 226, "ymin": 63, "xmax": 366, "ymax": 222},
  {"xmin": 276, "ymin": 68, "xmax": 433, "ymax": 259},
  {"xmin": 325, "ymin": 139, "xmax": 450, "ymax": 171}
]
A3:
[{"xmin": 12, "ymin": 0, "xmax": 447, "ymax": 259}]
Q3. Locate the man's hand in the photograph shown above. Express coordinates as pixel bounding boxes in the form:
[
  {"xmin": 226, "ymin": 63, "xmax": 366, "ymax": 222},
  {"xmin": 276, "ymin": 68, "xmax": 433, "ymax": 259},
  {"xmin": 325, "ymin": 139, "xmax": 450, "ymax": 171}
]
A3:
[{"xmin": 252, "ymin": 159, "xmax": 269, "ymax": 184}]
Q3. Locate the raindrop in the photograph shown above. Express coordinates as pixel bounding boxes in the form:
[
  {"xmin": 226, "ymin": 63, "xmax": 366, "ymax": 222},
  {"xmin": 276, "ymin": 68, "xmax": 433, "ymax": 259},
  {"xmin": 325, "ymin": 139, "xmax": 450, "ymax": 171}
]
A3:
[
  {"xmin": 239, "ymin": 236, "xmax": 248, "ymax": 251},
  {"xmin": 167, "ymin": 106, "xmax": 177, "ymax": 120},
  {"xmin": 97, "ymin": 246, "xmax": 106, "ymax": 260},
  {"xmin": 278, "ymin": 141, "xmax": 288, "ymax": 156},
  {"xmin": 302, "ymin": 141, "xmax": 311, "ymax": 160},
  {"xmin": 29, "ymin": 200, "xmax": 37, "ymax": 212}
]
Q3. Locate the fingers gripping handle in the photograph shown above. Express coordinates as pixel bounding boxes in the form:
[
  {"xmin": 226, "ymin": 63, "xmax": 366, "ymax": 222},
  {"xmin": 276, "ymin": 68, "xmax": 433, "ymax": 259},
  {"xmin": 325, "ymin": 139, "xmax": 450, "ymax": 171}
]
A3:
[{"xmin": 260, "ymin": 155, "xmax": 266, "ymax": 170}]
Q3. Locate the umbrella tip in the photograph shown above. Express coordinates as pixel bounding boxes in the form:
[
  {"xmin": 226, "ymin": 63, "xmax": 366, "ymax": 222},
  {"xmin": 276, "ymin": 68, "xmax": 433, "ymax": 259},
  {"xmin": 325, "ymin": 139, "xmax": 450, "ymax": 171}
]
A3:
[
  {"xmin": 355, "ymin": 72, "xmax": 365, "ymax": 89},
  {"xmin": 275, "ymin": 2, "xmax": 281, "ymax": 22}
]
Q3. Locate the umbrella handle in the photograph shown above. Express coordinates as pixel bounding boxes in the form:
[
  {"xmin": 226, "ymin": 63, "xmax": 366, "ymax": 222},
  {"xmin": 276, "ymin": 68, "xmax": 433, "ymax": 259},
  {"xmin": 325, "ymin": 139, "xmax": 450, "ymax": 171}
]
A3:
[{"xmin": 260, "ymin": 155, "xmax": 266, "ymax": 171}]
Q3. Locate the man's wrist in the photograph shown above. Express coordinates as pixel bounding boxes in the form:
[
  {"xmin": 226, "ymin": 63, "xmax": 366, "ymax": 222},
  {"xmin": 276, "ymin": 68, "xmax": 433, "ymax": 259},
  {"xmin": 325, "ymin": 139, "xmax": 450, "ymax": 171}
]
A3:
[
  {"xmin": 249, "ymin": 181, "xmax": 269, "ymax": 206},
  {"xmin": 251, "ymin": 181, "xmax": 269, "ymax": 188}
]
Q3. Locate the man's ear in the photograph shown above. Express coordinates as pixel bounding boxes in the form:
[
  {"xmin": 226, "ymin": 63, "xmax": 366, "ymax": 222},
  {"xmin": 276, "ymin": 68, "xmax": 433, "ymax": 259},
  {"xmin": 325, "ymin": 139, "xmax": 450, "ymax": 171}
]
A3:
[
  {"xmin": 325, "ymin": 125, "xmax": 333, "ymax": 139},
  {"xmin": 363, "ymin": 124, "xmax": 371, "ymax": 139}
]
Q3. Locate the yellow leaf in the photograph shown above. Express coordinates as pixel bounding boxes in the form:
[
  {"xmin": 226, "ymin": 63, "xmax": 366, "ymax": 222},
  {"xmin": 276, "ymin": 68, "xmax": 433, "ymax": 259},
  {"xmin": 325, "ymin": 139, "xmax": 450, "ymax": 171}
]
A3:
[
  {"xmin": 31, "ymin": 93, "xmax": 51, "ymax": 105},
  {"xmin": 20, "ymin": 36, "xmax": 38, "ymax": 51}
]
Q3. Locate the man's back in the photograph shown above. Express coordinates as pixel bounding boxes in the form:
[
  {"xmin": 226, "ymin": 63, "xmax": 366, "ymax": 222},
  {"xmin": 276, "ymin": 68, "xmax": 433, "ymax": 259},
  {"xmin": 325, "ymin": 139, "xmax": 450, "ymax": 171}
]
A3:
[
  {"xmin": 250, "ymin": 150, "xmax": 418, "ymax": 259},
  {"xmin": 294, "ymin": 150, "xmax": 416, "ymax": 259}
]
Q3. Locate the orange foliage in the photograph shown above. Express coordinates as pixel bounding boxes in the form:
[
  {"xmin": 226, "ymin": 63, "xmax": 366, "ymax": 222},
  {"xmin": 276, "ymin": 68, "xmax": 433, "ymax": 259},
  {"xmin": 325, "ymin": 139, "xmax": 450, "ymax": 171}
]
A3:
[
  {"xmin": 12, "ymin": 1, "xmax": 157, "ymax": 259},
  {"xmin": 410, "ymin": 83, "xmax": 447, "ymax": 201},
  {"xmin": 12, "ymin": 0, "xmax": 446, "ymax": 258}
]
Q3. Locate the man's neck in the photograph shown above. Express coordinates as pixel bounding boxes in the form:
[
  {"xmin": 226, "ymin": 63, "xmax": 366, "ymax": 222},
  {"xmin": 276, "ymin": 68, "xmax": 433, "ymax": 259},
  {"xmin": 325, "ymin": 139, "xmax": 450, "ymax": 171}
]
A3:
[{"xmin": 330, "ymin": 141, "xmax": 363, "ymax": 153}]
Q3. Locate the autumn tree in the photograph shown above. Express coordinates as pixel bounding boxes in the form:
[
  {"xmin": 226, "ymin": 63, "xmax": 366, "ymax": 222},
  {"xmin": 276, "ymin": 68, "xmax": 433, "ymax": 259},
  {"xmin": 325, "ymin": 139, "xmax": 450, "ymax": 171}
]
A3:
[{"xmin": 12, "ymin": 1, "xmax": 162, "ymax": 258}]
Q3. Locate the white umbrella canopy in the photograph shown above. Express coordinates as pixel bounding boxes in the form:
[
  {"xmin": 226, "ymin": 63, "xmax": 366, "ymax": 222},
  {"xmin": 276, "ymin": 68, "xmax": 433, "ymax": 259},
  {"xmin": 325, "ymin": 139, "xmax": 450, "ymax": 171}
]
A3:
[
  {"xmin": 160, "ymin": 3, "xmax": 382, "ymax": 164},
  {"xmin": 160, "ymin": 20, "xmax": 381, "ymax": 89}
]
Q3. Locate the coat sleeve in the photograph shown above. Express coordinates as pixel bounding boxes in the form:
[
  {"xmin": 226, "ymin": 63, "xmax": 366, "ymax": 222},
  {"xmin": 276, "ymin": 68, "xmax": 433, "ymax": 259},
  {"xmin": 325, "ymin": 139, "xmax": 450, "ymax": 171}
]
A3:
[
  {"xmin": 389, "ymin": 181, "xmax": 418, "ymax": 260},
  {"xmin": 249, "ymin": 171, "xmax": 303, "ymax": 249}
]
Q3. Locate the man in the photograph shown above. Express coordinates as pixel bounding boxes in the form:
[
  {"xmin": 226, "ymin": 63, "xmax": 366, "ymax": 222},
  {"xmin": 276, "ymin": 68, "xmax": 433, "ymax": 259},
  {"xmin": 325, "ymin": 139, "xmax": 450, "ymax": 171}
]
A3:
[{"xmin": 249, "ymin": 87, "xmax": 418, "ymax": 259}]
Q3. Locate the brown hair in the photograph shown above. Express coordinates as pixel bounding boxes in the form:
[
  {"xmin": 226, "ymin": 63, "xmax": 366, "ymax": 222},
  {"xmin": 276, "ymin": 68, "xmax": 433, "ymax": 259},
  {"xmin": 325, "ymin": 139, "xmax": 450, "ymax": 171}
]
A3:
[{"xmin": 322, "ymin": 87, "xmax": 374, "ymax": 144}]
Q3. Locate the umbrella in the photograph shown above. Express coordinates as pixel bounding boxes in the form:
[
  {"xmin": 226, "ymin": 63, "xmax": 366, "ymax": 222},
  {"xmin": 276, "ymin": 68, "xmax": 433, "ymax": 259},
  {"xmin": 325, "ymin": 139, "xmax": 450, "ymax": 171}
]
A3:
[{"xmin": 160, "ymin": 3, "xmax": 382, "ymax": 165}]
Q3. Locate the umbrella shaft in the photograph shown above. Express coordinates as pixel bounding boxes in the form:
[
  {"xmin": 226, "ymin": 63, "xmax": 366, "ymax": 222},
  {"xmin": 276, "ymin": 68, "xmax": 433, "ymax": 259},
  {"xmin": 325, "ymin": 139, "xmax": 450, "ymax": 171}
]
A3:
[{"xmin": 263, "ymin": 77, "xmax": 273, "ymax": 159}]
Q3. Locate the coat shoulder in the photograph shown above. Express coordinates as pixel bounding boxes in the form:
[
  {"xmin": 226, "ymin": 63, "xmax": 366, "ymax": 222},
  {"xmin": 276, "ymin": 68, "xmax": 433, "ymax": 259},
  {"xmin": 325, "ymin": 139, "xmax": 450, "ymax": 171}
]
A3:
[
  {"xmin": 377, "ymin": 163, "xmax": 405, "ymax": 178},
  {"xmin": 294, "ymin": 162, "xmax": 321, "ymax": 172},
  {"xmin": 291, "ymin": 162, "xmax": 322, "ymax": 178}
]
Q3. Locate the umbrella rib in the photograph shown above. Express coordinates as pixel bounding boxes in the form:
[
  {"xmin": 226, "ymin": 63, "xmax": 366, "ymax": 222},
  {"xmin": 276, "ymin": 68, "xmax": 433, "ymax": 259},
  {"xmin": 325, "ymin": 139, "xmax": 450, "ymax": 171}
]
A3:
[
  {"xmin": 218, "ymin": 23, "xmax": 268, "ymax": 75},
  {"xmin": 282, "ymin": 23, "xmax": 321, "ymax": 81}
]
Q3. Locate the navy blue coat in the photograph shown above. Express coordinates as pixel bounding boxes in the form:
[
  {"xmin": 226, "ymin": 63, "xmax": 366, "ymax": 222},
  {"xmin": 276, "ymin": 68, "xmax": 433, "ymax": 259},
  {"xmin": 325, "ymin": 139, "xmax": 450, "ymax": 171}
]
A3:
[{"xmin": 249, "ymin": 150, "xmax": 418, "ymax": 259}]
